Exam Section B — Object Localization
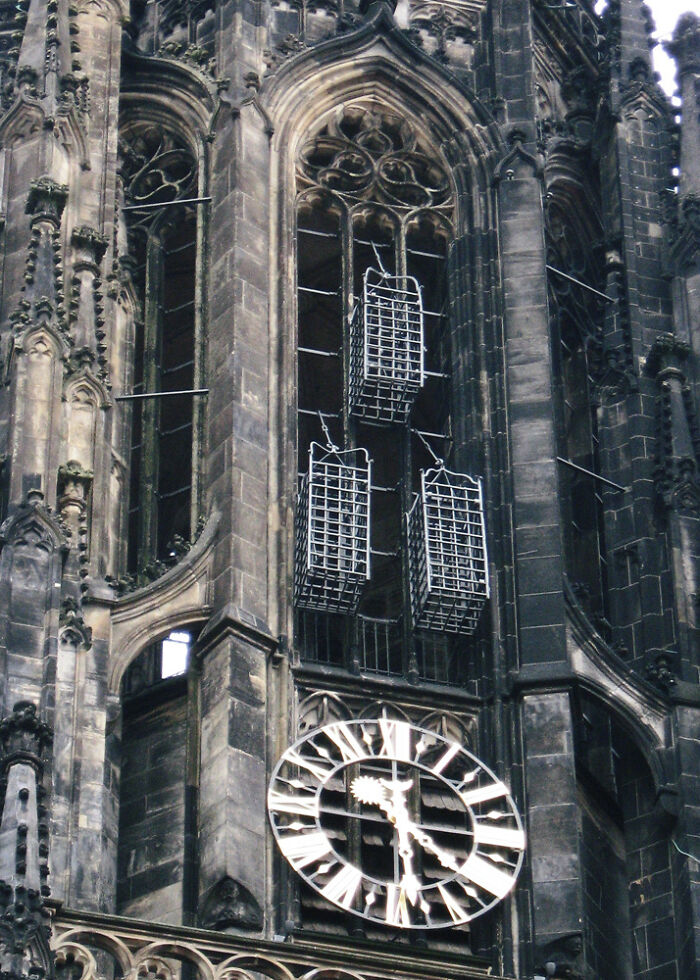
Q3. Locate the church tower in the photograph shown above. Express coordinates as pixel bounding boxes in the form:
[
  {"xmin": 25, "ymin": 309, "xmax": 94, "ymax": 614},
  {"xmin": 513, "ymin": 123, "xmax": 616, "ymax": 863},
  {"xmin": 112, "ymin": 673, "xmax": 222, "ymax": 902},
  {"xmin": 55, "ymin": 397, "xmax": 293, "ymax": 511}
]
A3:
[{"xmin": 0, "ymin": 0, "xmax": 697, "ymax": 976}]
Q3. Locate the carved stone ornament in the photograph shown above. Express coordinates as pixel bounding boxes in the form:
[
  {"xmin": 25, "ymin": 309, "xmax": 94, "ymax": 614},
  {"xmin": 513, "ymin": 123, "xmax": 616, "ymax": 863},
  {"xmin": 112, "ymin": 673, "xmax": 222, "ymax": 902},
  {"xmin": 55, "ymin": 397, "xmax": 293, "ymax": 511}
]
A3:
[
  {"xmin": 199, "ymin": 876, "xmax": 263, "ymax": 931},
  {"xmin": 646, "ymin": 649, "xmax": 678, "ymax": 691},
  {"xmin": 58, "ymin": 597, "xmax": 92, "ymax": 650},
  {"xmin": 25, "ymin": 178, "xmax": 69, "ymax": 225},
  {"xmin": 57, "ymin": 461, "xmax": 93, "ymax": 523},
  {"xmin": 0, "ymin": 490, "xmax": 69, "ymax": 556},
  {"xmin": 535, "ymin": 932, "xmax": 584, "ymax": 980},
  {"xmin": 119, "ymin": 125, "xmax": 197, "ymax": 216},
  {"xmin": 0, "ymin": 702, "xmax": 52, "ymax": 773},
  {"xmin": 70, "ymin": 226, "xmax": 108, "ymax": 266}
]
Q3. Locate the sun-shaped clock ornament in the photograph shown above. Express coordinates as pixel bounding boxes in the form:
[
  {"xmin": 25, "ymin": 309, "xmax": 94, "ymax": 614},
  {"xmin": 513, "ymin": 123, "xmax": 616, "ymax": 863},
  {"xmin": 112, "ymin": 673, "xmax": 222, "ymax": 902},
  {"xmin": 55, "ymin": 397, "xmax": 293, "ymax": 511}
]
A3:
[{"xmin": 268, "ymin": 718, "xmax": 525, "ymax": 929}]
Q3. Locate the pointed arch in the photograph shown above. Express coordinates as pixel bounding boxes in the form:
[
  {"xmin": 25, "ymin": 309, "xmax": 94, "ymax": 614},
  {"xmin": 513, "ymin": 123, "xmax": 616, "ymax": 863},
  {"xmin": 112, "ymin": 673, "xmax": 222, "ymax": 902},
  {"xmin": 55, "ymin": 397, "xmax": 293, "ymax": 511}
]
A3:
[{"xmin": 64, "ymin": 371, "xmax": 111, "ymax": 411}]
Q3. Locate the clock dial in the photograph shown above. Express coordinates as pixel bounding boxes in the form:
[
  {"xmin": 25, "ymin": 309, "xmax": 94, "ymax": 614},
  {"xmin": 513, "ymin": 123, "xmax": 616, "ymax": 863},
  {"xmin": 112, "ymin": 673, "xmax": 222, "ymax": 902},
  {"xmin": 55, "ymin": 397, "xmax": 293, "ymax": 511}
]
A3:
[{"xmin": 268, "ymin": 718, "xmax": 525, "ymax": 929}]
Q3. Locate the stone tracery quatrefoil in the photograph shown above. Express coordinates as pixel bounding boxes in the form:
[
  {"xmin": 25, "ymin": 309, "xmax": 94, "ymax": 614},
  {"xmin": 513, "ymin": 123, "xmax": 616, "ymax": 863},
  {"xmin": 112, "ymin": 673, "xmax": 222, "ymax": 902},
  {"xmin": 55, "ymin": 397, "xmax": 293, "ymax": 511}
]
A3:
[{"xmin": 297, "ymin": 105, "xmax": 452, "ymax": 209}]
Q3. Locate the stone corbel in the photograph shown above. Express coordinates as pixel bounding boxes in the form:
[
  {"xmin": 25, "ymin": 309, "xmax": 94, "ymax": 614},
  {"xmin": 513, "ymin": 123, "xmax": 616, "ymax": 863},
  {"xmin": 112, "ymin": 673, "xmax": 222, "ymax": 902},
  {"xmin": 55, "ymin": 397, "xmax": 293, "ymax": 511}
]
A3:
[
  {"xmin": 57, "ymin": 461, "xmax": 93, "ymax": 528},
  {"xmin": 25, "ymin": 177, "xmax": 68, "ymax": 226},
  {"xmin": 493, "ymin": 129, "xmax": 543, "ymax": 184}
]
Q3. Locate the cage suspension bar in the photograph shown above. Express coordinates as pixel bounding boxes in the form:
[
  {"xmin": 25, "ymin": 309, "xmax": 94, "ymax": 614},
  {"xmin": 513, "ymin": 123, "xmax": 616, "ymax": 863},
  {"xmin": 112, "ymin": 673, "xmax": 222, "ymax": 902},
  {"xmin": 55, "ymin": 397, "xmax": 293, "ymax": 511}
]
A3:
[
  {"xmin": 556, "ymin": 456, "xmax": 627, "ymax": 492},
  {"xmin": 122, "ymin": 196, "xmax": 212, "ymax": 212},
  {"xmin": 116, "ymin": 388, "xmax": 209, "ymax": 402},
  {"xmin": 546, "ymin": 264, "xmax": 615, "ymax": 302}
]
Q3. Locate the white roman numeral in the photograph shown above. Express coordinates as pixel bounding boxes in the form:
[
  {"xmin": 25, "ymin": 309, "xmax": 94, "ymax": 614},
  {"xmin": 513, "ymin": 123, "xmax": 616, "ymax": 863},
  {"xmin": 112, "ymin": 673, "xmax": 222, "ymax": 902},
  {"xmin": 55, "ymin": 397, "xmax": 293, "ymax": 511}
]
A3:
[
  {"xmin": 379, "ymin": 719, "xmax": 412, "ymax": 761},
  {"xmin": 268, "ymin": 789, "xmax": 319, "ymax": 817},
  {"xmin": 430, "ymin": 742, "xmax": 460, "ymax": 775},
  {"xmin": 436, "ymin": 882, "xmax": 470, "ymax": 924},
  {"xmin": 458, "ymin": 779, "xmax": 509, "ymax": 807},
  {"xmin": 321, "ymin": 864, "xmax": 363, "ymax": 909},
  {"xmin": 278, "ymin": 830, "xmax": 332, "ymax": 869},
  {"xmin": 460, "ymin": 852, "xmax": 516, "ymax": 899},
  {"xmin": 472, "ymin": 822, "xmax": 525, "ymax": 850},
  {"xmin": 284, "ymin": 747, "xmax": 333, "ymax": 784},
  {"xmin": 385, "ymin": 884, "xmax": 411, "ymax": 927},
  {"xmin": 324, "ymin": 722, "xmax": 366, "ymax": 764}
]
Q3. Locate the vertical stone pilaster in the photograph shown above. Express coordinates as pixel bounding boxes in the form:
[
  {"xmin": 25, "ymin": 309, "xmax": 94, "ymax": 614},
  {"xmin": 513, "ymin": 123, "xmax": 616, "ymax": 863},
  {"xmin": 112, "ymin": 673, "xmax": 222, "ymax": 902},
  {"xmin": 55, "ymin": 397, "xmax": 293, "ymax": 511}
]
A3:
[
  {"xmin": 195, "ymin": 606, "xmax": 272, "ymax": 929},
  {"xmin": 521, "ymin": 691, "xmax": 583, "ymax": 977},
  {"xmin": 496, "ymin": 146, "xmax": 567, "ymax": 670}
]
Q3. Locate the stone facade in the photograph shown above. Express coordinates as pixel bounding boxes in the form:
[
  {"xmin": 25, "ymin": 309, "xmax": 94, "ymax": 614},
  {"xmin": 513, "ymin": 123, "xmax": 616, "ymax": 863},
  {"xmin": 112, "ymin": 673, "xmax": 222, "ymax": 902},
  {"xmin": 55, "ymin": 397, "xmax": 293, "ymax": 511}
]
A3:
[{"xmin": 0, "ymin": 0, "xmax": 696, "ymax": 977}]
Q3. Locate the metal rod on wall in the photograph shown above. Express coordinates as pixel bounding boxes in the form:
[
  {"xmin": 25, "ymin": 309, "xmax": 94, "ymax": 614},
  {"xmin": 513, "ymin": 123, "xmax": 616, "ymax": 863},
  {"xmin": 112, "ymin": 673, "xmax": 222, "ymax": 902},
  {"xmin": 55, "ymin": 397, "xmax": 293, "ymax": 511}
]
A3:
[
  {"xmin": 122, "ymin": 196, "xmax": 212, "ymax": 212},
  {"xmin": 115, "ymin": 389, "xmax": 209, "ymax": 402},
  {"xmin": 546, "ymin": 264, "xmax": 615, "ymax": 303},
  {"xmin": 556, "ymin": 456, "xmax": 627, "ymax": 492}
]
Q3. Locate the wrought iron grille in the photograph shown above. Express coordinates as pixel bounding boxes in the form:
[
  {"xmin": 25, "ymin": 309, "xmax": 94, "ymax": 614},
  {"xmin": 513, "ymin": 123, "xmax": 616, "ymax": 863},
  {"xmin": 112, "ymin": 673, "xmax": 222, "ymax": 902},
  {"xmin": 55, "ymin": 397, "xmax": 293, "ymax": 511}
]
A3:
[
  {"xmin": 407, "ymin": 466, "xmax": 489, "ymax": 634},
  {"xmin": 295, "ymin": 443, "xmax": 371, "ymax": 613},
  {"xmin": 349, "ymin": 267, "xmax": 424, "ymax": 424}
]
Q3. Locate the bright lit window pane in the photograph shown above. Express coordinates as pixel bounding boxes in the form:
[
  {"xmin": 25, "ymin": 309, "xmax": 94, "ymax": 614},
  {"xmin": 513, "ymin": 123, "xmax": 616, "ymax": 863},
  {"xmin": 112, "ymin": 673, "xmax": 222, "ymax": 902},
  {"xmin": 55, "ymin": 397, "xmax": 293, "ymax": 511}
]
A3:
[{"xmin": 161, "ymin": 631, "xmax": 190, "ymax": 678}]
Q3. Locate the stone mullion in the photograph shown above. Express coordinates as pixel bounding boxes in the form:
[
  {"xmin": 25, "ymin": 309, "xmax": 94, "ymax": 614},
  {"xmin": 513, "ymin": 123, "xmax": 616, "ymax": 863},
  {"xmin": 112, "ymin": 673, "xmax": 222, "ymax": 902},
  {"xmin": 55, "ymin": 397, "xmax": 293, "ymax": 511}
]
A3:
[
  {"xmin": 191, "ymin": 153, "xmax": 209, "ymax": 541},
  {"xmin": 136, "ymin": 234, "xmax": 164, "ymax": 571}
]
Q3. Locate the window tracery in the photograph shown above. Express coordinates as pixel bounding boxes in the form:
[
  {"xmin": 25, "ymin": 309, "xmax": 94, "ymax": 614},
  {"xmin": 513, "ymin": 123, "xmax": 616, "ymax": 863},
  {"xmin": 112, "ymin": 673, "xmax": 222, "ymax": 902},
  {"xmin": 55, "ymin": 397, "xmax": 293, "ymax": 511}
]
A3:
[
  {"xmin": 294, "ymin": 103, "xmax": 477, "ymax": 688},
  {"xmin": 119, "ymin": 120, "xmax": 205, "ymax": 578}
]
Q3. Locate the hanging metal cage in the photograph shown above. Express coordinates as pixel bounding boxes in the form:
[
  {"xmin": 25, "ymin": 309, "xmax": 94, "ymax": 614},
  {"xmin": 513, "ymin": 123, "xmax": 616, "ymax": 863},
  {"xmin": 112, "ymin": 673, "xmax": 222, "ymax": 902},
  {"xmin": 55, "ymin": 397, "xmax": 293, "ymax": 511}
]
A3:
[
  {"xmin": 295, "ymin": 442, "xmax": 372, "ymax": 614},
  {"xmin": 407, "ymin": 466, "xmax": 489, "ymax": 634},
  {"xmin": 349, "ymin": 267, "xmax": 425, "ymax": 424}
]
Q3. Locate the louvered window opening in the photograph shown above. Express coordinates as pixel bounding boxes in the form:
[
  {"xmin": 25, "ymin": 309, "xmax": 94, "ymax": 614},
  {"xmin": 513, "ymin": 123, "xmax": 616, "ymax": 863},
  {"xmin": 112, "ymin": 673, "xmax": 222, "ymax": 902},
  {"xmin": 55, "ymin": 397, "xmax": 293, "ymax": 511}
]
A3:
[
  {"xmin": 295, "ymin": 443, "xmax": 371, "ymax": 614},
  {"xmin": 408, "ymin": 467, "xmax": 489, "ymax": 634},
  {"xmin": 349, "ymin": 268, "xmax": 424, "ymax": 424}
]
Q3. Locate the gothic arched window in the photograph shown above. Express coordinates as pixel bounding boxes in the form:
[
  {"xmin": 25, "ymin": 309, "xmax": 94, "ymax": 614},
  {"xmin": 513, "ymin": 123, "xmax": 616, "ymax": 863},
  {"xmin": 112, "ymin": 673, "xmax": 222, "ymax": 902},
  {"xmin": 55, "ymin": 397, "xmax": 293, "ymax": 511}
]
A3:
[
  {"xmin": 546, "ymin": 192, "xmax": 608, "ymax": 626},
  {"xmin": 119, "ymin": 121, "xmax": 207, "ymax": 576},
  {"xmin": 294, "ymin": 104, "xmax": 475, "ymax": 684}
]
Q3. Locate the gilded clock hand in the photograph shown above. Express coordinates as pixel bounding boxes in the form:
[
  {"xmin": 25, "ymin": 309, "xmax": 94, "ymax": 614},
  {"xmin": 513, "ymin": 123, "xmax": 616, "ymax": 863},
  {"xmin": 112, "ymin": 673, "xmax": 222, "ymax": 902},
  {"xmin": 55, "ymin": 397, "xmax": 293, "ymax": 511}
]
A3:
[
  {"xmin": 351, "ymin": 775, "xmax": 421, "ymax": 905},
  {"xmin": 351, "ymin": 776, "xmax": 463, "ymax": 876}
]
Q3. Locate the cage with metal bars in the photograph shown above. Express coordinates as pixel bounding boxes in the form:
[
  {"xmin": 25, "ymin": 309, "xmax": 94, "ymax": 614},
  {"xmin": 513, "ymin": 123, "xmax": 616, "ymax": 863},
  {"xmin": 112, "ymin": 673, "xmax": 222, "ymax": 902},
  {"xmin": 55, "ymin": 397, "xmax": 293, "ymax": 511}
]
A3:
[
  {"xmin": 407, "ymin": 466, "xmax": 489, "ymax": 634},
  {"xmin": 349, "ymin": 267, "xmax": 424, "ymax": 424},
  {"xmin": 295, "ymin": 442, "xmax": 372, "ymax": 614}
]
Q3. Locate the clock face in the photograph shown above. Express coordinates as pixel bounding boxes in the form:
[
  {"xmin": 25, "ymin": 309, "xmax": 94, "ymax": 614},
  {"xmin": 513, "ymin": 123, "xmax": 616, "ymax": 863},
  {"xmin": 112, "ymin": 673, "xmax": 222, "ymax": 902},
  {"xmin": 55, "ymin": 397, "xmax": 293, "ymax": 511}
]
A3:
[{"xmin": 268, "ymin": 718, "xmax": 525, "ymax": 929}]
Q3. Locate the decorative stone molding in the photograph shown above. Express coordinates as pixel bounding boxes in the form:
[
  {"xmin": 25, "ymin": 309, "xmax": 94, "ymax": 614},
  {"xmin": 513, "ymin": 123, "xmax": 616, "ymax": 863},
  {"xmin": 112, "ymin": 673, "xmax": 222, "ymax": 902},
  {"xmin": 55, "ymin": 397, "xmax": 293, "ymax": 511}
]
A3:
[
  {"xmin": 0, "ymin": 703, "xmax": 54, "ymax": 980},
  {"xmin": 493, "ymin": 133, "xmax": 543, "ymax": 184},
  {"xmin": 535, "ymin": 931, "xmax": 584, "ymax": 980},
  {"xmin": 50, "ymin": 901, "xmax": 500, "ymax": 980},
  {"xmin": 0, "ymin": 490, "xmax": 69, "ymax": 556}
]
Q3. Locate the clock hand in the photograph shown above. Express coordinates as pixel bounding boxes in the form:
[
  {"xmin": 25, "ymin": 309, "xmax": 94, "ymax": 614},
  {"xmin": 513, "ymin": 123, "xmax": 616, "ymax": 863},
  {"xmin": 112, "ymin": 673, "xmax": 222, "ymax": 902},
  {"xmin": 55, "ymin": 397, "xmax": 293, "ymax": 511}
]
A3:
[
  {"xmin": 351, "ymin": 776, "xmax": 422, "ymax": 905},
  {"xmin": 351, "ymin": 776, "xmax": 465, "ymax": 876}
]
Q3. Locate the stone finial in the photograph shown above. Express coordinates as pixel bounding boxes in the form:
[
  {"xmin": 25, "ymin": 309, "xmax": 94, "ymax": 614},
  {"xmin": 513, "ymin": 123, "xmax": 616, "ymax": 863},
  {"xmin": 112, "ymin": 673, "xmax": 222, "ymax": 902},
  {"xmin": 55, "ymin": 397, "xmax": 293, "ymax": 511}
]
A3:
[{"xmin": 665, "ymin": 13, "xmax": 700, "ymax": 78}]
